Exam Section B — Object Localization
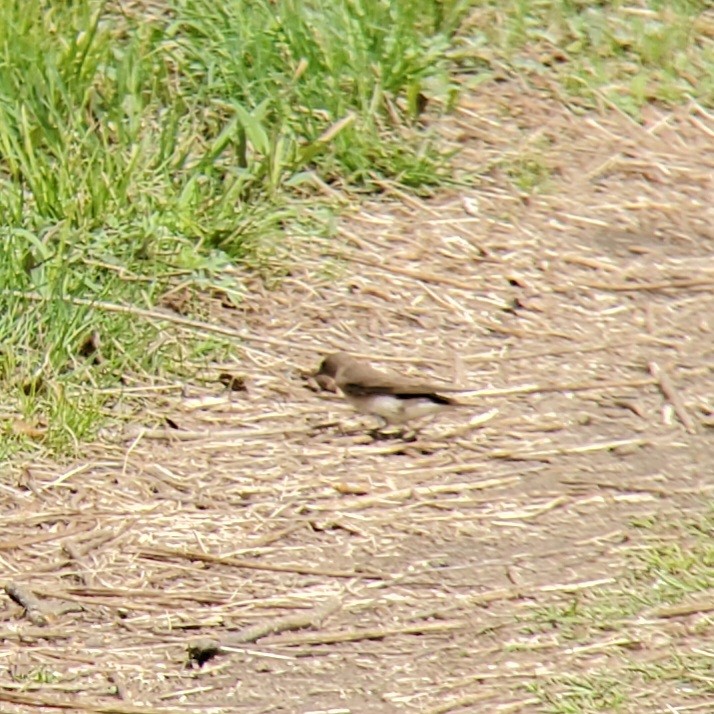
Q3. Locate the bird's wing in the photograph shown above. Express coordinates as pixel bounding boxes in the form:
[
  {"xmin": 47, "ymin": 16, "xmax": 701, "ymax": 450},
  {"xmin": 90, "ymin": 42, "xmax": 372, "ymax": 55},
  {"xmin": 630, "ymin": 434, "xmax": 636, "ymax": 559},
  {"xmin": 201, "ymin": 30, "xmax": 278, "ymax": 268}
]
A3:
[{"xmin": 339, "ymin": 364, "xmax": 460, "ymax": 398}]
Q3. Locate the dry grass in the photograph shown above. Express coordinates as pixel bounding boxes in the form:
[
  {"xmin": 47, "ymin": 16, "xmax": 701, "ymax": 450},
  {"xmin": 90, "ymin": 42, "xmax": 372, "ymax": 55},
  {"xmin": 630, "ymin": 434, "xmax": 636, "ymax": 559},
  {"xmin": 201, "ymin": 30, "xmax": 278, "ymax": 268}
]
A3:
[{"xmin": 1, "ymin": 82, "xmax": 713, "ymax": 713}]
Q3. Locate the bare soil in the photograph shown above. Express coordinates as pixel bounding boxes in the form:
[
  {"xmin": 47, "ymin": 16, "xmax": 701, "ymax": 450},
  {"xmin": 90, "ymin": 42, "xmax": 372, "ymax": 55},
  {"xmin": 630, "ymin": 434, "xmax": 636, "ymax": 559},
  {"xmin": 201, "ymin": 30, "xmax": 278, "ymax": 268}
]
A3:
[{"xmin": 1, "ymin": 83, "xmax": 713, "ymax": 713}]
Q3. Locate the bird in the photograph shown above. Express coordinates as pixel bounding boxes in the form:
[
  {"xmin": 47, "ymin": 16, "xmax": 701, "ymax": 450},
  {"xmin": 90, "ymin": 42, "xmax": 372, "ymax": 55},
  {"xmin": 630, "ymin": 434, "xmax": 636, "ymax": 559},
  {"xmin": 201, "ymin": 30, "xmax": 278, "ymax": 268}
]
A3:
[{"xmin": 314, "ymin": 352, "xmax": 471, "ymax": 429}]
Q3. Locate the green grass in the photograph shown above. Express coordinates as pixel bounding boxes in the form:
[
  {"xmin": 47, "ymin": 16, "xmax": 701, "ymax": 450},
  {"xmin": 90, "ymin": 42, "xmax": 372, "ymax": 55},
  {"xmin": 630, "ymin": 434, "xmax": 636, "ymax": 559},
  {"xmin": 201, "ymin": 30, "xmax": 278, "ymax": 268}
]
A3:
[
  {"xmin": 458, "ymin": 0, "xmax": 714, "ymax": 118},
  {"xmin": 0, "ymin": 0, "xmax": 470, "ymax": 458},
  {"xmin": 522, "ymin": 507, "xmax": 714, "ymax": 712}
]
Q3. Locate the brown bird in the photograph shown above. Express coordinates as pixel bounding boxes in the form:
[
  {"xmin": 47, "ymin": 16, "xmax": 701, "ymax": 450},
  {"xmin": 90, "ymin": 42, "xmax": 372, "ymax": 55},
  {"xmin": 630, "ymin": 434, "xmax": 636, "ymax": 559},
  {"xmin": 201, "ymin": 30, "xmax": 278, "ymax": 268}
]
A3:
[{"xmin": 315, "ymin": 352, "xmax": 471, "ymax": 427}]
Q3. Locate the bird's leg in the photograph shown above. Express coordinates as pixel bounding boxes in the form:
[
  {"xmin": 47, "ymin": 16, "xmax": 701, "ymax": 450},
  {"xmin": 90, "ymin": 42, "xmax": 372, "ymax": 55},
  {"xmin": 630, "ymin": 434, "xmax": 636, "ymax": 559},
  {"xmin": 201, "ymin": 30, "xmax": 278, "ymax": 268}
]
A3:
[
  {"xmin": 400, "ymin": 426, "xmax": 418, "ymax": 442},
  {"xmin": 368, "ymin": 416, "xmax": 387, "ymax": 440},
  {"xmin": 369, "ymin": 418, "xmax": 419, "ymax": 442},
  {"xmin": 368, "ymin": 416, "xmax": 401, "ymax": 440}
]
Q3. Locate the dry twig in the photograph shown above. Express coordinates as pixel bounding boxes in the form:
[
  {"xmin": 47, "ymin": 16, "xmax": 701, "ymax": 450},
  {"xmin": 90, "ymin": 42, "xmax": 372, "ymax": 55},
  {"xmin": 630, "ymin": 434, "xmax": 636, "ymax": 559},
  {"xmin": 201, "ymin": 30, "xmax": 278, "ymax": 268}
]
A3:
[{"xmin": 649, "ymin": 361, "xmax": 697, "ymax": 434}]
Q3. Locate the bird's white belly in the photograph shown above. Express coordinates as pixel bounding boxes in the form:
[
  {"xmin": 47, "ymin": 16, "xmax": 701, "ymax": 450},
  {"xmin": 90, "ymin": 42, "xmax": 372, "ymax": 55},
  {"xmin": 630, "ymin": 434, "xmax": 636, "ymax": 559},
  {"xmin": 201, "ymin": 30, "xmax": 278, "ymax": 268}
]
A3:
[{"xmin": 347, "ymin": 394, "xmax": 445, "ymax": 425}]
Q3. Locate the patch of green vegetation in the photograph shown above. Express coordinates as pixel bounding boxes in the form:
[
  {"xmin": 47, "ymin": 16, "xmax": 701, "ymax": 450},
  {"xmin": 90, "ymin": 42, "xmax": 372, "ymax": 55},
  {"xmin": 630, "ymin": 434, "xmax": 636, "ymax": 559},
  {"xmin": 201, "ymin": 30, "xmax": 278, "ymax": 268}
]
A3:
[
  {"xmin": 503, "ymin": 145, "xmax": 554, "ymax": 193},
  {"xmin": 529, "ymin": 649, "xmax": 714, "ymax": 714},
  {"xmin": 527, "ymin": 672, "xmax": 628, "ymax": 713},
  {"xmin": 0, "ymin": 0, "xmax": 473, "ymax": 458},
  {"xmin": 10, "ymin": 665, "xmax": 61, "ymax": 684},
  {"xmin": 521, "ymin": 507, "xmax": 714, "ymax": 711},
  {"xmin": 459, "ymin": 0, "xmax": 714, "ymax": 117}
]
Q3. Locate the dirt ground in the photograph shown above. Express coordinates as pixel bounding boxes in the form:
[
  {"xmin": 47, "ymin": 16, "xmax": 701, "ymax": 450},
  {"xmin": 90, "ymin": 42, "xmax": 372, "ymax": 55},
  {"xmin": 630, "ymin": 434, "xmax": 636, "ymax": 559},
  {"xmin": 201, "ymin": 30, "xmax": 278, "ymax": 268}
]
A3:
[{"xmin": 1, "ymin": 83, "xmax": 713, "ymax": 713}]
